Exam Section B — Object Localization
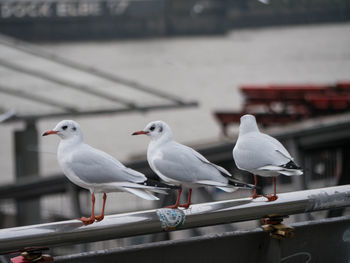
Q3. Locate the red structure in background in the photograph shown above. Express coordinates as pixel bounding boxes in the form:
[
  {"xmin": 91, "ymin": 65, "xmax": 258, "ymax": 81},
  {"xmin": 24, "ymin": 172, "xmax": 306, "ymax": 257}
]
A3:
[{"xmin": 214, "ymin": 82, "xmax": 350, "ymax": 134}]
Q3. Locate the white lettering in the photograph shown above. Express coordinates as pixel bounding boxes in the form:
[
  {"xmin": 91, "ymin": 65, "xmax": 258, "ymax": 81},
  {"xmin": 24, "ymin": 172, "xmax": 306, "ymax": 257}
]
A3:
[
  {"xmin": 38, "ymin": 3, "xmax": 51, "ymax": 17},
  {"xmin": 107, "ymin": 0, "xmax": 129, "ymax": 15},
  {"xmin": 56, "ymin": 3, "xmax": 68, "ymax": 17},
  {"xmin": 0, "ymin": 1, "xmax": 102, "ymax": 19},
  {"xmin": 1, "ymin": 4, "xmax": 12, "ymax": 18},
  {"xmin": 27, "ymin": 3, "xmax": 37, "ymax": 17},
  {"xmin": 0, "ymin": 2, "xmax": 52, "ymax": 18},
  {"xmin": 13, "ymin": 4, "xmax": 27, "ymax": 18},
  {"xmin": 88, "ymin": 2, "xmax": 102, "ymax": 16},
  {"xmin": 79, "ymin": 2, "xmax": 89, "ymax": 16},
  {"xmin": 56, "ymin": 2, "xmax": 102, "ymax": 17}
]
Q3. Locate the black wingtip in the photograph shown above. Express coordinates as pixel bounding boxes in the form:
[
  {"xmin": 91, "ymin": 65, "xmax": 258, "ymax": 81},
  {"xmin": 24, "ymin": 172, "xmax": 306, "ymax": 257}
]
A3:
[
  {"xmin": 140, "ymin": 179, "xmax": 180, "ymax": 190},
  {"xmin": 228, "ymin": 180, "xmax": 259, "ymax": 190},
  {"xmin": 280, "ymin": 160, "xmax": 301, "ymax": 170}
]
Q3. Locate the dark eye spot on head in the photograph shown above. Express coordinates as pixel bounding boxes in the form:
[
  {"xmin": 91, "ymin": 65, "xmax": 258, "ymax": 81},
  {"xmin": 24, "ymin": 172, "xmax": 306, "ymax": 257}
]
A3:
[
  {"xmin": 72, "ymin": 127, "xmax": 77, "ymax": 131},
  {"xmin": 62, "ymin": 125, "xmax": 68, "ymax": 130},
  {"xmin": 159, "ymin": 126, "xmax": 163, "ymax": 133},
  {"xmin": 150, "ymin": 125, "xmax": 155, "ymax": 131}
]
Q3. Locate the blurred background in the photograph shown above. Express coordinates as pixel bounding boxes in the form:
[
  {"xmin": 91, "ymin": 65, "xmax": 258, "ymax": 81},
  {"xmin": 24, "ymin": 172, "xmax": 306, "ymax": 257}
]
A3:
[{"xmin": 0, "ymin": 0, "xmax": 350, "ymax": 255}]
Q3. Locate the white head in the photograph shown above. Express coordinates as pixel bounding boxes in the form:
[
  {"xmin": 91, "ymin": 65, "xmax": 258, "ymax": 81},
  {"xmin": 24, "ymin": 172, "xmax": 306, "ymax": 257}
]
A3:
[
  {"xmin": 132, "ymin": 120, "xmax": 173, "ymax": 142},
  {"xmin": 239, "ymin": 114, "xmax": 260, "ymax": 135},
  {"xmin": 42, "ymin": 120, "xmax": 83, "ymax": 141}
]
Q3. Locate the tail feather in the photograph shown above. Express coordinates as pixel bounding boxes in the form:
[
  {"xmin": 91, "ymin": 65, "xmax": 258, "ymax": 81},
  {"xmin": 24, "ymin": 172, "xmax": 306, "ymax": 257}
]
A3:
[
  {"xmin": 227, "ymin": 178, "xmax": 256, "ymax": 190},
  {"xmin": 217, "ymin": 167, "xmax": 256, "ymax": 189},
  {"xmin": 138, "ymin": 179, "xmax": 179, "ymax": 189},
  {"xmin": 123, "ymin": 187, "xmax": 159, "ymax": 200},
  {"xmin": 279, "ymin": 169, "xmax": 303, "ymax": 176},
  {"xmin": 134, "ymin": 179, "xmax": 179, "ymax": 195},
  {"xmin": 259, "ymin": 164, "xmax": 303, "ymax": 176},
  {"xmin": 197, "ymin": 178, "xmax": 256, "ymax": 190},
  {"xmin": 216, "ymin": 186, "xmax": 237, "ymax": 193}
]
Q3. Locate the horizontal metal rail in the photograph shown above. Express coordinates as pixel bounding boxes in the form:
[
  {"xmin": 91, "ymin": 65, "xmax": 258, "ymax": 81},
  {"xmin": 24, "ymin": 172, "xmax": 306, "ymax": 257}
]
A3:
[
  {"xmin": 0, "ymin": 58, "xmax": 137, "ymax": 108},
  {"xmin": 0, "ymin": 84, "xmax": 78, "ymax": 113},
  {"xmin": 0, "ymin": 35, "xmax": 199, "ymax": 122},
  {"xmin": 0, "ymin": 174, "xmax": 69, "ymax": 200},
  {"xmin": 0, "ymin": 185, "xmax": 349, "ymax": 254},
  {"xmin": 5, "ymin": 101, "xmax": 198, "ymax": 122},
  {"xmin": 0, "ymin": 34, "xmax": 187, "ymax": 104}
]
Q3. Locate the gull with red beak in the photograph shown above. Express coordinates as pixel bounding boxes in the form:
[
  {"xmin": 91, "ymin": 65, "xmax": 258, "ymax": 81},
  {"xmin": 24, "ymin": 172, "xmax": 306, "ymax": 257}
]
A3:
[
  {"xmin": 233, "ymin": 114, "xmax": 303, "ymax": 201},
  {"xmin": 43, "ymin": 120, "xmax": 173, "ymax": 225},
  {"xmin": 132, "ymin": 120, "xmax": 255, "ymax": 209}
]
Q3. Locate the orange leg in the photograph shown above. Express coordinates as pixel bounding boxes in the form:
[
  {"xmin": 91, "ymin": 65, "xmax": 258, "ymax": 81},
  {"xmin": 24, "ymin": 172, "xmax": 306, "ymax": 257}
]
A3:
[
  {"xmin": 95, "ymin": 193, "xmax": 107, "ymax": 222},
  {"xmin": 251, "ymin": 175, "xmax": 262, "ymax": 199},
  {"xmin": 166, "ymin": 188, "xmax": 182, "ymax": 209},
  {"xmin": 79, "ymin": 193, "xmax": 96, "ymax": 225},
  {"xmin": 179, "ymin": 188, "xmax": 192, "ymax": 209},
  {"xmin": 264, "ymin": 177, "xmax": 278, "ymax": 202}
]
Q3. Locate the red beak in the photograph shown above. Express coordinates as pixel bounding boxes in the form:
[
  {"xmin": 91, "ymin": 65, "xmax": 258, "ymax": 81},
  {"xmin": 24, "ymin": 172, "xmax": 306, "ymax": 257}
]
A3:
[
  {"xmin": 42, "ymin": 130, "xmax": 58, "ymax": 136},
  {"xmin": 132, "ymin": 130, "xmax": 149, "ymax": 136}
]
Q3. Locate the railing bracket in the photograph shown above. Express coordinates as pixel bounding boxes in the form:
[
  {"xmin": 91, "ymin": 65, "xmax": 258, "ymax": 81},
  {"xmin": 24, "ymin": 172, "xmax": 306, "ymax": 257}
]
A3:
[
  {"xmin": 261, "ymin": 214, "xmax": 295, "ymax": 240},
  {"xmin": 10, "ymin": 247, "xmax": 53, "ymax": 263}
]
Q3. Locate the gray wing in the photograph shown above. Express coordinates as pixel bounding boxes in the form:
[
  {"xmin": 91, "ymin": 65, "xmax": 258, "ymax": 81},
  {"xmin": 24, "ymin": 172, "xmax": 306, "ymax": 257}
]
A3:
[
  {"xmin": 233, "ymin": 132, "xmax": 292, "ymax": 171},
  {"xmin": 188, "ymin": 146, "xmax": 232, "ymax": 177},
  {"xmin": 68, "ymin": 144, "xmax": 146, "ymax": 184},
  {"xmin": 153, "ymin": 142, "xmax": 228, "ymax": 185}
]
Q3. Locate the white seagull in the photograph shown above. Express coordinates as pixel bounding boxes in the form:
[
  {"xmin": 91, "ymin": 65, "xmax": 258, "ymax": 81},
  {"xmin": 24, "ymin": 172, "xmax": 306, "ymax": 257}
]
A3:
[
  {"xmin": 132, "ymin": 120, "xmax": 255, "ymax": 209},
  {"xmin": 43, "ymin": 120, "xmax": 172, "ymax": 225},
  {"xmin": 232, "ymin": 114, "xmax": 303, "ymax": 201}
]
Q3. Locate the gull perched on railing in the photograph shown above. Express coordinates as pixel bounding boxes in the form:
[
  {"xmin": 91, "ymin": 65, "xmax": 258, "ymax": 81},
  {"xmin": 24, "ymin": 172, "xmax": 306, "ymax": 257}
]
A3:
[
  {"xmin": 233, "ymin": 114, "xmax": 303, "ymax": 201},
  {"xmin": 132, "ymin": 120, "xmax": 255, "ymax": 209},
  {"xmin": 42, "ymin": 120, "xmax": 174, "ymax": 225}
]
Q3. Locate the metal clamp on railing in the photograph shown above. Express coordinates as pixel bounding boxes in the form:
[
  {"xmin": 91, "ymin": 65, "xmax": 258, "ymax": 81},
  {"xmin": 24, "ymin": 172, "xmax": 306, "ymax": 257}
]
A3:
[{"xmin": 0, "ymin": 185, "xmax": 350, "ymax": 254}]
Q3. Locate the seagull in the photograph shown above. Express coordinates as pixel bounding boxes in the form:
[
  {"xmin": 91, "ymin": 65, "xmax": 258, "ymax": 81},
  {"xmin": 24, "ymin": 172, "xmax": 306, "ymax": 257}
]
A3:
[
  {"xmin": 42, "ymin": 120, "xmax": 172, "ymax": 225},
  {"xmin": 232, "ymin": 114, "xmax": 303, "ymax": 201},
  {"xmin": 132, "ymin": 120, "xmax": 255, "ymax": 209}
]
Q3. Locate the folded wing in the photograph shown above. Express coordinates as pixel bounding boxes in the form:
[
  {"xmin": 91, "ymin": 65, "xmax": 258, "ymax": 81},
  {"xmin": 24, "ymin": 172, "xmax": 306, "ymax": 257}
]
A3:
[
  {"xmin": 152, "ymin": 142, "xmax": 253, "ymax": 190},
  {"xmin": 68, "ymin": 144, "xmax": 147, "ymax": 184}
]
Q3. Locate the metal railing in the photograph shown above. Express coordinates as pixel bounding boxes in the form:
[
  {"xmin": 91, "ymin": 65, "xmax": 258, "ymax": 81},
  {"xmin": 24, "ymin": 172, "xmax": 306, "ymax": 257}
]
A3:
[{"xmin": 0, "ymin": 185, "xmax": 349, "ymax": 254}]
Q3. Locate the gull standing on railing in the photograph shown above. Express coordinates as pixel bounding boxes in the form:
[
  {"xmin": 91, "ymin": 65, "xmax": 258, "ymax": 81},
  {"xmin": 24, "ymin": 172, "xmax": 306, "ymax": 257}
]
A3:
[
  {"xmin": 233, "ymin": 114, "xmax": 303, "ymax": 201},
  {"xmin": 132, "ymin": 120, "xmax": 255, "ymax": 209},
  {"xmin": 42, "ymin": 120, "xmax": 174, "ymax": 225}
]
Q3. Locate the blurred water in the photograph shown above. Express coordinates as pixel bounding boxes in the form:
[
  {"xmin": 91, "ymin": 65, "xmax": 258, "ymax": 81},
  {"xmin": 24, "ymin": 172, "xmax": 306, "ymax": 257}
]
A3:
[{"xmin": 0, "ymin": 22, "xmax": 350, "ymax": 187}]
